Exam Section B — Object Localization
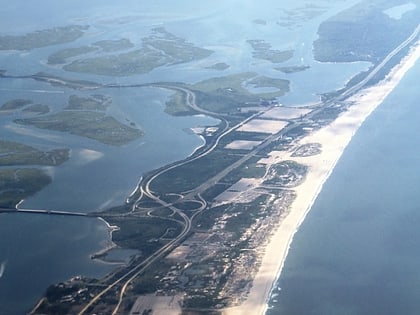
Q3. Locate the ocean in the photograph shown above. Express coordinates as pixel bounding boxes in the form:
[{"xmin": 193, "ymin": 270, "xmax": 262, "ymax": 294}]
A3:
[{"xmin": 267, "ymin": 52, "xmax": 420, "ymax": 314}]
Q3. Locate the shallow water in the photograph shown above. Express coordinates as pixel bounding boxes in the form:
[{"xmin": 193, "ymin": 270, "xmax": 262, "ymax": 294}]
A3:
[{"xmin": 0, "ymin": 1, "xmax": 371, "ymax": 314}]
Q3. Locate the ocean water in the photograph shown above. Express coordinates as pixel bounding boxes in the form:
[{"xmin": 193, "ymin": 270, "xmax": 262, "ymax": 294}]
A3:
[{"xmin": 267, "ymin": 53, "xmax": 420, "ymax": 314}]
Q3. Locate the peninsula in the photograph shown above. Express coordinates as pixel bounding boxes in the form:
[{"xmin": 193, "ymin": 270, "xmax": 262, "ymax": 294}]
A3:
[{"xmin": 0, "ymin": 1, "xmax": 418, "ymax": 315}]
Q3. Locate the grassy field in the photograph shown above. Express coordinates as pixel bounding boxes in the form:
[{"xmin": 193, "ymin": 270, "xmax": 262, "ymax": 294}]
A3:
[
  {"xmin": 205, "ymin": 62, "xmax": 230, "ymax": 70},
  {"xmin": 0, "ymin": 168, "xmax": 51, "ymax": 207},
  {"xmin": 313, "ymin": 0, "xmax": 420, "ymax": 63},
  {"xmin": 63, "ymin": 27, "xmax": 213, "ymax": 76},
  {"xmin": 104, "ymin": 216, "xmax": 182, "ymax": 255},
  {"xmin": 247, "ymin": 39, "xmax": 294, "ymax": 63},
  {"xmin": 0, "ymin": 99, "xmax": 32, "ymax": 111},
  {"xmin": 276, "ymin": 65, "xmax": 310, "ymax": 73},
  {"xmin": 0, "ymin": 25, "xmax": 88, "ymax": 50},
  {"xmin": 14, "ymin": 94, "xmax": 143, "ymax": 146},
  {"xmin": 0, "ymin": 140, "xmax": 69, "ymax": 166},
  {"xmin": 15, "ymin": 111, "xmax": 142, "ymax": 146},
  {"xmin": 66, "ymin": 94, "xmax": 111, "ymax": 111},
  {"xmin": 189, "ymin": 72, "xmax": 289, "ymax": 113},
  {"xmin": 48, "ymin": 46, "xmax": 98, "ymax": 65},
  {"xmin": 150, "ymin": 149, "xmax": 242, "ymax": 194}
]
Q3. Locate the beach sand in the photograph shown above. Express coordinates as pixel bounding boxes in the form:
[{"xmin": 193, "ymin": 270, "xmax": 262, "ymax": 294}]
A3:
[{"xmin": 223, "ymin": 39, "xmax": 420, "ymax": 315}]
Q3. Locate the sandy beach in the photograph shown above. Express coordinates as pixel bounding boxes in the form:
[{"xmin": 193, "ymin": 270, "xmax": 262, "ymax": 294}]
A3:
[{"xmin": 223, "ymin": 39, "xmax": 420, "ymax": 315}]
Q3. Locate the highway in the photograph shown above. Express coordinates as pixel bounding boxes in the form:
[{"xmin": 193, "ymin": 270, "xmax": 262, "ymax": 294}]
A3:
[
  {"xmin": 8, "ymin": 23, "xmax": 419, "ymax": 315},
  {"xmin": 105, "ymin": 24, "xmax": 420, "ymax": 315}
]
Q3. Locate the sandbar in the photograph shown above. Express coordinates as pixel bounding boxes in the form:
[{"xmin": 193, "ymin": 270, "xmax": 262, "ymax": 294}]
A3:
[{"xmin": 223, "ymin": 38, "xmax": 420, "ymax": 315}]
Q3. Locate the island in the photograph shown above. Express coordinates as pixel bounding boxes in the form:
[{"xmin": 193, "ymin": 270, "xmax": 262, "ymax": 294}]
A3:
[
  {"xmin": 0, "ymin": 25, "xmax": 88, "ymax": 51},
  {"xmin": 0, "ymin": 140, "xmax": 69, "ymax": 207},
  {"xmin": 247, "ymin": 39, "xmax": 294, "ymax": 63},
  {"xmin": 13, "ymin": 94, "xmax": 143, "ymax": 146},
  {"xmin": 62, "ymin": 27, "xmax": 213, "ymax": 76}
]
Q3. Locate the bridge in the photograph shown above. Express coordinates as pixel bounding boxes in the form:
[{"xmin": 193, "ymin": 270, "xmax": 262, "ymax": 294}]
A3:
[{"xmin": 0, "ymin": 208, "xmax": 89, "ymax": 217}]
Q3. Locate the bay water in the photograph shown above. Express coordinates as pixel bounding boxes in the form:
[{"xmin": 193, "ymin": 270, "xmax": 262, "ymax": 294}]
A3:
[{"xmin": 0, "ymin": 1, "xmax": 375, "ymax": 314}]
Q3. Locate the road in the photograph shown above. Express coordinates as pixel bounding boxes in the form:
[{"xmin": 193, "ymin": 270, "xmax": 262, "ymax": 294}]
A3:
[
  {"xmin": 12, "ymin": 23, "xmax": 419, "ymax": 315},
  {"xmin": 0, "ymin": 207, "xmax": 87, "ymax": 217},
  {"xmin": 106, "ymin": 23, "xmax": 420, "ymax": 315}
]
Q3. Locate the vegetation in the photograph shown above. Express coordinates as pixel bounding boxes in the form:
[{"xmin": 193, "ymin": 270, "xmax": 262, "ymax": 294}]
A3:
[
  {"xmin": 277, "ymin": 4, "xmax": 327, "ymax": 29},
  {"xmin": 104, "ymin": 216, "xmax": 182, "ymax": 255},
  {"xmin": 0, "ymin": 140, "xmax": 69, "ymax": 166},
  {"xmin": 263, "ymin": 160, "xmax": 307, "ymax": 187},
  {"xmin": 248, "ymin": 76, "xmax": 290, "ymax": 92},
  {"xmin": 0, "ymin": 25, "xmax": 88, "ymax": 50},
  {"xmin": 189, "ymin": 72, "xmax": 289, "ymax": 113},
  {"xmin": 0, "ymin": 99, "xmax": 32, "ymax": 111},
  {"xmin": 165, "ymin": 91, "xmax": 196, "ymax": 116},
  {"xmin": 0, "ymin": 168, "xmax": 51, "ymax": 207},
  {"xmin": 15, "ymin": 111, "xmax": 142, "ymax": 146},
  {"xmin": 63, "ymin": 27, "xmax": 213, "ymax": 76},
  {"xmin": 22, "ymin": 104, "xmax": 50, "ymax": 114},
  {"xmin": 48, "ymin": 46, "xmax": 98, "ymax": 65},
  {"xmin": 276, "ymin": 65, "xmax": 310, "ymax": 73},
  {"xmin": 247, "ymin": 39, "xmax": 294, "ymax": 63},
  {"xmin": 66, "ymin": 94, "xmax": 111, "ymax": 111},
  {"xmin": 221, "ymin": 157, "xmax": 266, "ymax": 184},
  {"xmin": 313, "ymin": 0, "xmax": 420, "ymax": 63},
  {"xmin": 205, "ymin": 62, "xmax": 230, "ymax": 70},
  {"xmin": 93, "ymin": 38, "xmax": 134, "ymax": 52},
  {"xmin": 13, "ymin": 94, "xmax": 142, "ymax": 146},
  {"xmin": 149, "ymin": 149, "xmax": 241, "ymax": 194}
]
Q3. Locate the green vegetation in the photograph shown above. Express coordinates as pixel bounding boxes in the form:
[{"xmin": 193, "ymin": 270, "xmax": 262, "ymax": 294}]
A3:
[
  {"xmin": 292, "ymin": 143, "xmax": 322, "ymax": 157},
  {"xmin": 13, "ymin": 94, "xmax": 142, "ymax": 146},
  {"xmin": 0, "ymin": 168, "xmax": 51, "ymax": 207},
  {"xmin": 105, "ymin": 216, "xmax": 182, "ymax": 255},
  {"xmin": 248, "ymin": 76, "xmax": 290, "ymax": 92},
  {"xmin": 48, "ymin": 39, "xmax": 134, "ymax": 65},
  {"xmin": 1, "ymin": 99, "xmax": 50, "ymax": 115},
  {"xmin": 32, "ymin": 72, "xmax": 100, "ymax": 90},
  {"xmin": 222, "ymin": 158, "xmax": 266, "ymax": 184},
  {"xmin": 0, "ymin": 99, "xmax": 32, "ymax": 111},
  {"xmin": 66, "ymin": 94, "xmax": 111, "ymax": 111},
  {"xmin": 93, "ymin": 38, "xmax": 134, "ymax": 52},
  {"xmin": 263, "ymin": 160, "xmax": 307, "ymax": 187},
  {"xmin": 205, "ymin": 62, "xmax": 230, "ymax": 70},
  {"xmin": 276, "ymin": 65, "xmax": 310, "ymax": 73},
  {"xmin": 189, "ymin": 72, "xmax": 289, "ymax": 113},
  {"xmin": 165, "ymin": 91, "xmax": 196, "ymax": 116},
  {"xmin": 0, "ymin": 140, "xmax": 69, "ymax": 166},
  {"xmin": 247, "ymin": 39, "xmax": 294, "ymax": 63},
  {"xmin": 313, "ymin": 0, "xmax": 420, "ymax": 63},
  {"xmin": 15, "ymin": 111, "xmax": 142, "ymax": 146},
  {"xmin": 63, "ymin": 27, "xmax": 213, "ymax": 76},
  {"xmin": 48, "ymin": 46, "xmax": 98, "ymax": 65},
  {"xmin": 277, "ymin": 4, "xmax": 327, "ymax": 29},
  {"xmin": 150, "ymin": 148, "xmax": 242, "ymax": 195},
  {"xmin": 22, "ymin": 104, "xmax": 50, "ymax": 114},
  {"xmin": 0, "ymin": 25, "xmax": 88, "ymax": 50},
  {"xmin": 253, "ymin": 19, "xmax": 267, "ymax": 25}
]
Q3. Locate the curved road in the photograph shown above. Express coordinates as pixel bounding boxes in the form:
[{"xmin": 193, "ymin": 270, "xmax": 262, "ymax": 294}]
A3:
[{"xmin": 19, "ymin": 23, "xmax": 419, "ymax": 315}]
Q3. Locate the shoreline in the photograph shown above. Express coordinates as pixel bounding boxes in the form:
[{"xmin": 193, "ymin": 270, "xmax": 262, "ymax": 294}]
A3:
[{"xmin": 223, "ymin": 39, "xmax": 420, "ymax": 315}]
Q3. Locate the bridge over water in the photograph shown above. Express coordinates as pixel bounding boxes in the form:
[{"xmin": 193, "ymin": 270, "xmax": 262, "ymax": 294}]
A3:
[{"xmin": 0, "ymin": 208, "xmax": 90, "ymax": 217}]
